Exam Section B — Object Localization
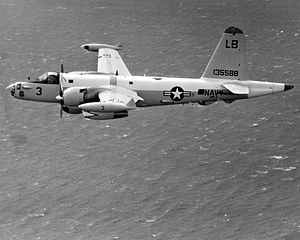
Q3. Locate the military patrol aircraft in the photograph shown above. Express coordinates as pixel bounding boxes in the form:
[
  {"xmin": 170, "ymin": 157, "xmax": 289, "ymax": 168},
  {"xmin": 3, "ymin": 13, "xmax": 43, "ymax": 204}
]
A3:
[{"xmin": 6, "ymin": 26, "xmax": 294, "ymax": 120}]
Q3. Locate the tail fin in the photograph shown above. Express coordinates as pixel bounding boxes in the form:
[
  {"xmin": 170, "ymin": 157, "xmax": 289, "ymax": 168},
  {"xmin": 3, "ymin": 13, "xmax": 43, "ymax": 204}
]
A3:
[{"xmin": 202, "ymin": 26, "xmax": 249, "ymax": 80}]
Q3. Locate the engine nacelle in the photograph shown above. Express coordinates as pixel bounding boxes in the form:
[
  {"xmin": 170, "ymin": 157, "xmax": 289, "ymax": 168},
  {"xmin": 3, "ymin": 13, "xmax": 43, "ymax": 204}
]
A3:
[
  {"xmin": 223, "ymin": 100, "xmax": 235, "ymax": 104},
  {"xmin": 83, "ymin": 111, "xmax": 128, "ymax": 120},
  {"xmin": 63, "ymin": 87, "xmax": 99, "ymax": 107},
  {"xmin": 198, "ymin": 101, "xmax": 216, "ymax": 106},
  {"xmin": 62, "ymin": 106, "xmax": 82, "ymax": 114}
]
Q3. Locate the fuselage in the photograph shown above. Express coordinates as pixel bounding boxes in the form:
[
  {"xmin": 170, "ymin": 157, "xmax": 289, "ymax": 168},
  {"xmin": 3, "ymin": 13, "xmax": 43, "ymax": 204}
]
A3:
[
  {"xmin": 61, "ymin": 73, "xmax": 247, "ymax": 106},
  {"xmin": 8, "ymin": 72, "xmax": 288, "ymax": 108}
]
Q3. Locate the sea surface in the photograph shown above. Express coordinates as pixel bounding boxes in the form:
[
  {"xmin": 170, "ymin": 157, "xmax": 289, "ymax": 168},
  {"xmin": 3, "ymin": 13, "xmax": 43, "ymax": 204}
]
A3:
[{"xmin": 0, "ymin": 0, "xmax": 299, "ymax": 239}]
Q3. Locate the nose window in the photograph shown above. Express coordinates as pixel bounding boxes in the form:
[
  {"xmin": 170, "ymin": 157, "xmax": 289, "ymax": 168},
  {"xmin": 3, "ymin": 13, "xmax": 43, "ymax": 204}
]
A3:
[{"xmin": 17, "ymin": 83, "xmax": 21, "ymax": 90}]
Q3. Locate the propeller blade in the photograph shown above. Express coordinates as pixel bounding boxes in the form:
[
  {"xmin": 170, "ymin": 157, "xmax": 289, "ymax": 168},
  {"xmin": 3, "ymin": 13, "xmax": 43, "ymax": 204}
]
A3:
[
  {"xmin": 57, "ymin": 61, "xmax": 65, "ymax": 118},
  {"xmin": 60, "ymin": 60, "xmax": 64, "ymax": 73},
  {"xmin": 60, "ymin": 106, "xmax": 63, "ymax": 118},
  {"xmin": 57, "ymin": 73, "xmax": 64, "ymax": 118},
  {"xmin": 1, "ymin": 83, "xmax": 12, "ymax": 121},
  {"xmin": 59, "ymin": 73, "xmax": 63, "ymax": 96}
]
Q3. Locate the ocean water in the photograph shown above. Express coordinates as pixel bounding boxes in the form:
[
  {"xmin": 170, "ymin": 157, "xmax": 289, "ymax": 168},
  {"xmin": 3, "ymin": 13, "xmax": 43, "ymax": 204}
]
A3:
[{"xmin": 0, "ymin": 0, "xmax": 299, "ymax": 239}]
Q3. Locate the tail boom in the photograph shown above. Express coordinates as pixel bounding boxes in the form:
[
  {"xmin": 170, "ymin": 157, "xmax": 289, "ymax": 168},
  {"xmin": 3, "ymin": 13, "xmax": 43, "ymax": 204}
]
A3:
[
  {"xmin": 200, "ymin": 26, "xmax": 294, "ymax": 101},
  {"xmin": 224, "ymin": 80, "xmax": 294, "ymax": 98}
]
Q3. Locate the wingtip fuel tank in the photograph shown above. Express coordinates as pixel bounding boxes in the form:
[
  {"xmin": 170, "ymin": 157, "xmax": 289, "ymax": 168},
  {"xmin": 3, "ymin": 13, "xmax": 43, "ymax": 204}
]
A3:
[{"xmin": 81, "ymin": 43, "xmax": 123, "ymax": 52}]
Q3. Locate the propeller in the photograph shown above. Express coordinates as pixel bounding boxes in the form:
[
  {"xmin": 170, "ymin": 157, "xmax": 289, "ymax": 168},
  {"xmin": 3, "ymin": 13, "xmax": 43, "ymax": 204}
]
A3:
[
  {"xmin": 60, "ymin": 59, "xmax": 64, "ymax": 73},
  {"xmin": 56, "ymin": 60, "xmax": 64, "ymax": 118},
  {"xmin": 1, "ymin": 83, "xmax": 12, "ymax": 122}
]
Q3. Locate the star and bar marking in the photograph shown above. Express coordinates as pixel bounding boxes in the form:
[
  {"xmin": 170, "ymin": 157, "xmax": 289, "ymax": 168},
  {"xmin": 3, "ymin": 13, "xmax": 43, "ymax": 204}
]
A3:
[{"xmin": 163, "ymin": 86, "xmax": 191, "ymax": 101}]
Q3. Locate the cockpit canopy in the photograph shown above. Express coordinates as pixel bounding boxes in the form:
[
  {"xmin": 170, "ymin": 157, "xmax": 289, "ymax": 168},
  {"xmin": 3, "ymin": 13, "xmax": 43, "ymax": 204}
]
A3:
[{"xmin": 33, "ymin": 72, "xmax": 59, "ymax": 84}]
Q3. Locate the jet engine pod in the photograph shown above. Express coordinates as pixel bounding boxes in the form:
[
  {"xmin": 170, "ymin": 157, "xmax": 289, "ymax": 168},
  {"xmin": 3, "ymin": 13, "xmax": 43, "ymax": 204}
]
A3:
[
  {"xmin": 198, "ymin": 100, "xmax": 216, "ymax": 106},
  {"xmin": 82, "ymin": 111, "xmax": 128, "ymax": 120},
  {"xmin": 79, "ymin": 102, "xmax": 135, "ymax": 113}
]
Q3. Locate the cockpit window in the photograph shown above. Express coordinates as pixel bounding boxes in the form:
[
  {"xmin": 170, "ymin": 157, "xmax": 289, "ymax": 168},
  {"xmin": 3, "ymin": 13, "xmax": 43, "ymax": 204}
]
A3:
[
  {"xmin": 47, "ymin": 74, "xmax": 59, "ymax": 84},
  {"xmin": 34, "ymin": 72, "xmax": 59, "ymax": 84}
]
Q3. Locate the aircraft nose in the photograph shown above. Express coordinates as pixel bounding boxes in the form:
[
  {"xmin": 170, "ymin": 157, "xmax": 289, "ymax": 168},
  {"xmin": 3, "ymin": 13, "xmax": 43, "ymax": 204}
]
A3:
[
  {"xmin": 6, "ymin": 84, "xmax": 13, "ymax": 91},
  {"xmin": 6, "ymin": 84, "xmax": 15, "ymax": 95},
  {"xmin": 284, "ymin": 84, "xmax": 294, "ymax": 91}
]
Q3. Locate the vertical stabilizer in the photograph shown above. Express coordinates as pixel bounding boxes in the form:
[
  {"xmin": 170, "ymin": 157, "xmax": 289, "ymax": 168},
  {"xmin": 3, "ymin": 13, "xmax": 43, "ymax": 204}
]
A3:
[{"xmin": 202, "ymin": 26, "xmax": 249, "ymax": 80}]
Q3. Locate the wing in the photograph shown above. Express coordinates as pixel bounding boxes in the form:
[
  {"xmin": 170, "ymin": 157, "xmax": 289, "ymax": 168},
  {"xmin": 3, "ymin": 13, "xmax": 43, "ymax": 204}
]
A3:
[
  {"xmin": 97, "ymin": 48, "xmax": 131, "ymax": 76},
  {"xmin": 79, "ymin": 86, "xmax": 143, "ymax": 120},
  {"xmin": 98, "ymin": 85, "xmax": 143, "ymax": 103}
]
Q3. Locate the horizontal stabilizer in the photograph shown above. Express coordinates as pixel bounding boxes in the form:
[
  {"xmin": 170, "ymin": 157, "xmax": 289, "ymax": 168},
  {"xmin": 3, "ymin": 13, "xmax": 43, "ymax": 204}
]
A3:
[{"xmin": 222, "ymin": 83, "xmax": 249, "ymax": 94}]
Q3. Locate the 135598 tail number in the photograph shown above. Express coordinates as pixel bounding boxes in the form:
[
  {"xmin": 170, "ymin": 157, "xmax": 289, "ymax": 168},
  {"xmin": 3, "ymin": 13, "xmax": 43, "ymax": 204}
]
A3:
[{"xmin": 213, "ymin": 69, "xmax": 239, "ymax": 77}]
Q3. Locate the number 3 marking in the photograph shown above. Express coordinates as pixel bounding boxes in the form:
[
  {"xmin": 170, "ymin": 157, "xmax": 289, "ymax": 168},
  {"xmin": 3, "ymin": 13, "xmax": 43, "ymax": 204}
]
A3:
[{"xmin": 36, "ymin": 87, "xmax": 42, "ymax": 95}]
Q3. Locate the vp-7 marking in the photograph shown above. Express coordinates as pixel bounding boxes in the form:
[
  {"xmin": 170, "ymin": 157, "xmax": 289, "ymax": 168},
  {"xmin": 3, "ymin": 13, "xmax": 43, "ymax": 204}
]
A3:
[{"xmin": 6, "ymin": 27, "xmax": 294, "ymax": 120}]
